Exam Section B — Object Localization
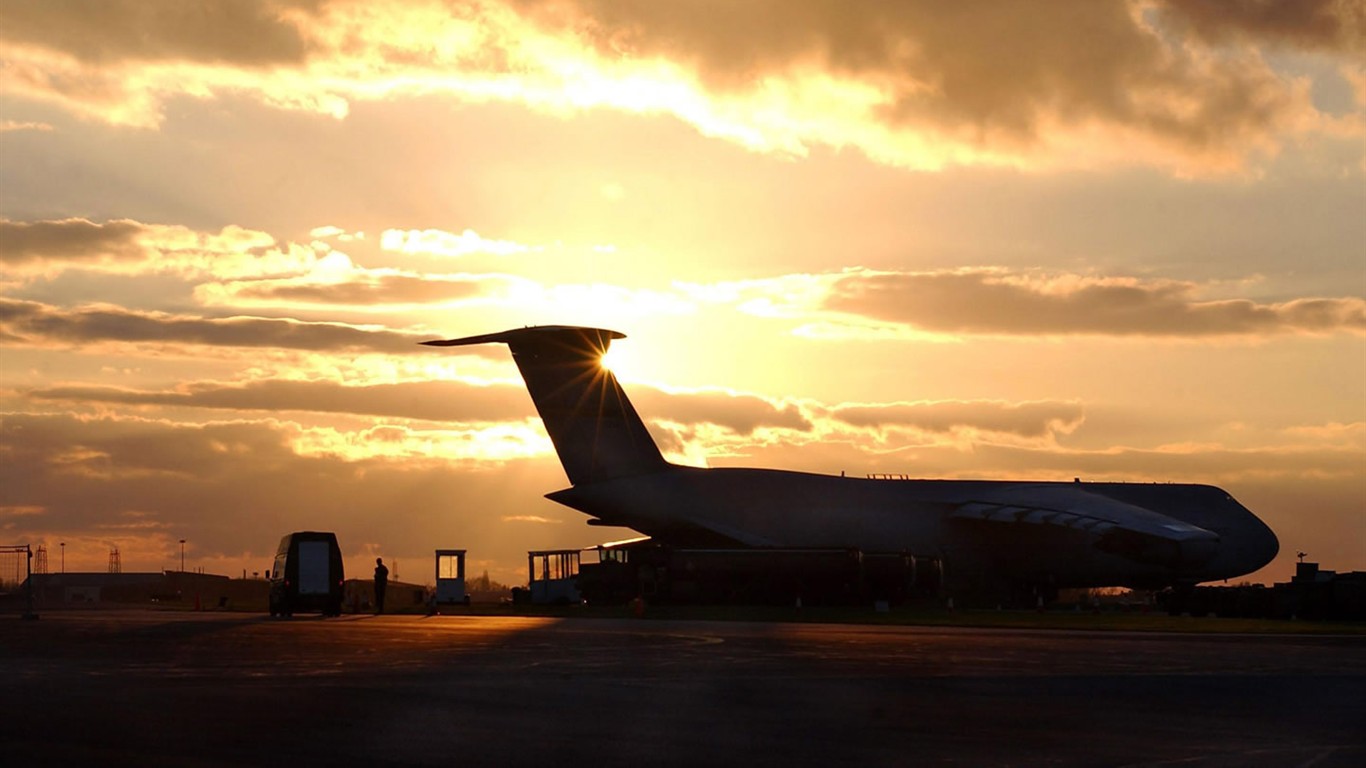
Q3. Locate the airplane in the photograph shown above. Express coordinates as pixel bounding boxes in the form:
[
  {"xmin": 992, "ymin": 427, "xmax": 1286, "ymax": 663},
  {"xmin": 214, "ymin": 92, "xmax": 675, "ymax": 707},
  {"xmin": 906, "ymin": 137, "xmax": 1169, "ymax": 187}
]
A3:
[{"xmin": 423, "ymin": 325, "xmax": 1279, "ymax": 601}]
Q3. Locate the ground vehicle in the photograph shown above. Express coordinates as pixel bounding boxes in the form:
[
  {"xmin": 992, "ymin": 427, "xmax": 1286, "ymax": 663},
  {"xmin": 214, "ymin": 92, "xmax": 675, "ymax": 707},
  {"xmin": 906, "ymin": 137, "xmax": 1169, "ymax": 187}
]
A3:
[{"xmin": 268, "ymin": 531, "xmax": 344, "ymax": 617}]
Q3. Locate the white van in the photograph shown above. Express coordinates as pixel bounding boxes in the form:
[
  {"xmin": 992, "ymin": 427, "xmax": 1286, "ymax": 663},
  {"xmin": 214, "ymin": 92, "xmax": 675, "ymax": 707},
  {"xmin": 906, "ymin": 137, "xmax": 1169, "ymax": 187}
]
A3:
[{"xmin": 268, "ymin": 531, "xmax": 344, "ymax": 617}]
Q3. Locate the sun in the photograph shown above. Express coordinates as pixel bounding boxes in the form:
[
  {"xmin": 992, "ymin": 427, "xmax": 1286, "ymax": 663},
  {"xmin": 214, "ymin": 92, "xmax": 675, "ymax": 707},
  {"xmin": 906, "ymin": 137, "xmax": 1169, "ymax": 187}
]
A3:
[{"xmin": 599, "ymin": 344, "xmax": 634, "ymax": 379}]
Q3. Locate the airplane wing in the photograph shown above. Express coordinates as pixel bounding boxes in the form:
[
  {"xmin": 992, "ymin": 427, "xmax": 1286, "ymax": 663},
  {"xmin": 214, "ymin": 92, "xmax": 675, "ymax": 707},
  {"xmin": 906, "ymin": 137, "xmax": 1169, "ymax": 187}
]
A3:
[{"xmin": 949, "ymin": 485, "xmax": 1220, "ymax": 567}]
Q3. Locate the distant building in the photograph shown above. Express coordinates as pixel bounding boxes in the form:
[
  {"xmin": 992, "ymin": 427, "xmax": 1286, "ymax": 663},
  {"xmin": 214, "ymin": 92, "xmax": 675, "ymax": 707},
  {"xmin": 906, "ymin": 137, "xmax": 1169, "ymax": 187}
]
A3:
[
  {"xmin": 1274, "ymin": 562, "xmax": 1365, "ymax": 621},
  {"xmin": 26, "ymin": 572, "xmax": 167, "ymax": 604},
  {"xmin": 1162, "ymin": 562, "xmax": 1365, "ymax": 620},
  {"xmin": 23, "ymin": 571, "xmax": 268, "ymax": 608}
]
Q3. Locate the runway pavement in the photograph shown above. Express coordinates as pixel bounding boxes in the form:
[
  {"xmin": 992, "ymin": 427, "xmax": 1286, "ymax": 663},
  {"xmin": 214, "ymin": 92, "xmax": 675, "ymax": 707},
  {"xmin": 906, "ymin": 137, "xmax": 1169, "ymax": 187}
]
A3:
[{"xmin": 2, "ymin": 610, "xmax": 1363, "ymax": 767}]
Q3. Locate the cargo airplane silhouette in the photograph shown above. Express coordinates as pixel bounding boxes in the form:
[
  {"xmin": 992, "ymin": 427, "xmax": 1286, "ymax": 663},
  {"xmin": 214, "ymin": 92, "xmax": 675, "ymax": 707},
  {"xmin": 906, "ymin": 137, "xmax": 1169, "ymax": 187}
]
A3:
[{"xmin": 423, "ymin": 326, "xmax": 1278, "ymax": 598}]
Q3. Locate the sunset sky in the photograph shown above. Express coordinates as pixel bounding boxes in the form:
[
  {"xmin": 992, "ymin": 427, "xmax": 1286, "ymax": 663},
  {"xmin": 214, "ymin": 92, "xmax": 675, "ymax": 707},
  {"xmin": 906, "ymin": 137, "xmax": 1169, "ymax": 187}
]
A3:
[{"xmin": 1, "ymin": 0, "xmax": 1362, "ymax": 587}]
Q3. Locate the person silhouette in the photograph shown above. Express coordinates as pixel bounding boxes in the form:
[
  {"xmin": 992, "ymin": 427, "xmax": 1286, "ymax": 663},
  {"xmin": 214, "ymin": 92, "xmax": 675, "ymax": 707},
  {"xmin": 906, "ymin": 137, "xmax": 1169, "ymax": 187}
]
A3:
[{"xmin": 373, "ymin": 557, "xmax": 389, "ymax": 614}]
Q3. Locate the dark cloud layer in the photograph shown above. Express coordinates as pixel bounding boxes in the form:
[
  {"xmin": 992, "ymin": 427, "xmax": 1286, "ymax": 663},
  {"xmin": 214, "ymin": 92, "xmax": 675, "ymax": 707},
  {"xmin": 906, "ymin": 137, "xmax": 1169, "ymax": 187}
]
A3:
[
  {"xmin": 1159, "ymin": 0, "xmax": 1365, "ymax": 53},
  {"xmin": 631, "ymin": 388, "xmax": 812, "ymax": 435},
  {"xmin": 28, "ymin": 378, "xmax": 814, "ymax": 436},
  {"xmin": 825, "ymin": 271, "xmax": 1366, "ymax": 337},
  {"xmin": 31, "ymin": 380, "xmax": 531, "ymax": 424},
  {"xmin": 0, "ymin": 0, "xmax": 308, "ymax": 66},
  {"xmin": 0, "ymin": 413, "xmax": 575, "ymax": 576},
  {"xmin": 27, "ymin": 377, "xmax": 1091, "ymax": 446},
  {"xmin": 831, "ymin": 400, "xmax": 1084, "ymax": 439},
  {"xmin": 0, "ymin": 218, "xmax": 148, "ymax": 265},
  {"xmin": 0, "ymin": 298, "xmax": 442, "ymax": 353},
  {"xmin": 226, "ymin": 274, "xmax": 489, "ymax": 305}
]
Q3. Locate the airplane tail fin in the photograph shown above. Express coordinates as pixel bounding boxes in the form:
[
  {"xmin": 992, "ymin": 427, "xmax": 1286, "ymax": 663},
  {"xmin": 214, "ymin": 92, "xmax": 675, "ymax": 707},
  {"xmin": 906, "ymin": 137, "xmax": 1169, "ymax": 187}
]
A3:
[{"xmin": 422, "ymin": 326, "xmax": 668, "ymax": 485}]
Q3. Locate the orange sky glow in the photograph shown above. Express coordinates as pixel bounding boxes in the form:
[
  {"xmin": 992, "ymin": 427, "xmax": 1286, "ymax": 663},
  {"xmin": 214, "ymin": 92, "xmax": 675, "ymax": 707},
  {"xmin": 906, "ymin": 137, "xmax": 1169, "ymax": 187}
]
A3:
[{"xmin": 1, "ymin": 0, "xmax": 1363, "ymax": 587}]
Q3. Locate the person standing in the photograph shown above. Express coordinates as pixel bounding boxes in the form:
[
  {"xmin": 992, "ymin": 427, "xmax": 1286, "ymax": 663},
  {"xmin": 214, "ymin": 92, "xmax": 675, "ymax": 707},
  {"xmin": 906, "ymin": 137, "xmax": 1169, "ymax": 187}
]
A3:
[{"xmin": 373, "ymin": 557, "xmax": 389, "ymax": 614}]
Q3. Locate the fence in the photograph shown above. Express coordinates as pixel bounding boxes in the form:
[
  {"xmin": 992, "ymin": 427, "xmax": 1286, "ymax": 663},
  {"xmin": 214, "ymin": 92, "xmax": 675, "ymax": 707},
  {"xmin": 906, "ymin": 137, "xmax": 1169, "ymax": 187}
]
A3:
[{"xmin": 0, "ymin": 545, "xmax": 39, "ymax": 619}]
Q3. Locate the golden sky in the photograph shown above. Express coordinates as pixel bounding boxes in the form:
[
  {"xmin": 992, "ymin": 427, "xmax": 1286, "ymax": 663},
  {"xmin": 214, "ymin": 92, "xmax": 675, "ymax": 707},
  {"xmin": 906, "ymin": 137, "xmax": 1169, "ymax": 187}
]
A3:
[{"xmin": 1, "ymin": 0, "xmax": 1363, "ymax": 586}]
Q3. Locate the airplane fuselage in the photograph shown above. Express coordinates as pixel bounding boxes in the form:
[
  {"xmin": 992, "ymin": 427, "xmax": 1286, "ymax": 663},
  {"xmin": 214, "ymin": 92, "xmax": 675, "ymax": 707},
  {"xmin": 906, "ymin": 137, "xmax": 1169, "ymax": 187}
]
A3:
[{"xmin": 548, "ymin": 466, "xmax": 1279, "ymax": 591}]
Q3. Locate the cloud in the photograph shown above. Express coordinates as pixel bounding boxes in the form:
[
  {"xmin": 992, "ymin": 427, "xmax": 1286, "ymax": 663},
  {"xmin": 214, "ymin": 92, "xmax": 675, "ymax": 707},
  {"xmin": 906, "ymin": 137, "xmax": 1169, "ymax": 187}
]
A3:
[
  {"xmin": 22, "ymin": 373, "xmax": 1099, "ymax": 461},
  {"xmin": 968, "ymin": 442, "xmax": 1366, "ymax": 486},
  {"xmin": 506, "ymin": 0, "xmax": 1352, "ymax": 170},
  {"xmin": 0, "ymin": 0, "xmax": 308, "ymax": 67},
  {"xmin": 0, "ymin": 1, "xmax": 329, "ymax": 128},
  {"xmin": 829, "ymin": 400, "xmax": 1085, "ymax": 440},
  {"xmin": 681, "ymin": 268, "xmax": 1366, "ymax": 339},
  {"xmin": 204, "ymin": 273, "xmax": 496, "ymax": 307},
  {"xmin": 1156, "ymin": 0, "xmax": 1365, "ymax": 53},
  {"xmin": 381, "ymin": 228, "xmax": 533, "ymax": 258},
  {"xmin": 0, "ymin": 119, "xmax": 53, "ymax": 132},
  {"xmin": 0, "ymin": 219, "xmax": 686, "ymax": 320},
  {"xmin": 822, "ymin": 269, "xmax": 1366, "ymax": 338},
  {"xmin": 1, "ymin": 0, "xmax": 1357, "ymax": 173},
  {"xmin": 630, "ymin": 387, "xmax": 813, "ymax": 435},
  {"xmin": 0, "ymin": 218, "xmax": 149, "ymax": 266},
  {"xmin": 179, "ymin": 226, "xmax": 689, "ymax": 314},
  {"xmin": 637, "ymin": 396, "xmax": 1091, "ymax": 468},
  {"xmin": 197, "ymin": 266, "xmax": 695, "ymax": 317},
  {"xmin": 30, "ymin": 379, "xmax": 532, "ymax": 424},
  {"xmin": 0, "ymin": 412, "xmax": 576, "ymax": 583},
  {"xmin": 0, "ymin": 218, "xmax": 310, "ymax": 279},
  {"xmin": 26, "ymin": 377, "xmax": 812, "ymax": 436},
  {"xmin": 0, "ymin": 298, "xmax": 445, "ymax": 353}
]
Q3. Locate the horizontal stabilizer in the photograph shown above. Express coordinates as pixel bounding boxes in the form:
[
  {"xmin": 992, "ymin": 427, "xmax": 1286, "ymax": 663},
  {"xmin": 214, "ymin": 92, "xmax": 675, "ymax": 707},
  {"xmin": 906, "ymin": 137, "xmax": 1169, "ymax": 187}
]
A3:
[
  {"xmin": 421, "ymin": 325, "xmax": 625, "ymax": 349},
  {"xmin": 546, "ymin": 483, "xmax": 780, "ymax": 547}
]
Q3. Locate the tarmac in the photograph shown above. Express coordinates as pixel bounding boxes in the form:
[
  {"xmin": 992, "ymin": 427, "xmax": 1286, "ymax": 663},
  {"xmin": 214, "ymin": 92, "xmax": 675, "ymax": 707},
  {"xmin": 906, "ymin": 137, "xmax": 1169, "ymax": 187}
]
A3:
[{"xmin": 1, "ymin": 609, "xmax": 1363, "ymax": 767}]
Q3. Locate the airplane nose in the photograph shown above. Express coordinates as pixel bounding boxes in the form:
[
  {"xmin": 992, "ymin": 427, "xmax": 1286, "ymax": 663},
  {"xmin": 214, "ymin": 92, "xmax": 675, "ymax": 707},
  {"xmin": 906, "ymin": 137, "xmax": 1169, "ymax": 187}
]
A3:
[
  {"xmin": 1247, "ymin": 519, "xmax": 1280, "ymax": 571},
  {"xmin": 1220, "ymin": 504, "xmax": 1279, "ymax": 577},
  {"xmin": 1203, "ymin": 493, "xmax": 1279, "ymax": 580}
]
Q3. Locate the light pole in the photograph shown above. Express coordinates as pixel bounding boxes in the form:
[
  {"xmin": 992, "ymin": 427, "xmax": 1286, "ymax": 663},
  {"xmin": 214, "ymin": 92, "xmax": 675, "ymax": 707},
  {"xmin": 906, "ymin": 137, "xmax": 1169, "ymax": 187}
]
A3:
[
  {"xmin": 179, "ymin": 539, "xmax": 186, "ymax": 572},
  {"xmin": 60, "ymin": 541, "xmax": 65, "ymax": 573}
]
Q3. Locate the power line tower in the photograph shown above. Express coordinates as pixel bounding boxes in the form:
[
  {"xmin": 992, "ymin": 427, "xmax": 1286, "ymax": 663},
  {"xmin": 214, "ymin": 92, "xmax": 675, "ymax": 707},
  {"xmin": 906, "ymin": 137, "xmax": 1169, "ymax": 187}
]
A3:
[
  {"xmin": 107, "ymin": 547, "xmax": 122, "ymax": 574},
  {"xmin": 33, "ymin": 546, "xmax": 48, "ymax": 574}
]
